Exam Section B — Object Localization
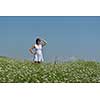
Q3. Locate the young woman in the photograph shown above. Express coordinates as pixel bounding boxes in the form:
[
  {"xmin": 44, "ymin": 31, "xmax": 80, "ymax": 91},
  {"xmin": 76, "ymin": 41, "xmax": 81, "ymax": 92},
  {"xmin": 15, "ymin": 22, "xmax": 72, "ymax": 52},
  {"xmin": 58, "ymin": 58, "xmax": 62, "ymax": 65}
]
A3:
[{"xmin": 29, "ymin": 38, "xmax": 47, "ymax": 63}]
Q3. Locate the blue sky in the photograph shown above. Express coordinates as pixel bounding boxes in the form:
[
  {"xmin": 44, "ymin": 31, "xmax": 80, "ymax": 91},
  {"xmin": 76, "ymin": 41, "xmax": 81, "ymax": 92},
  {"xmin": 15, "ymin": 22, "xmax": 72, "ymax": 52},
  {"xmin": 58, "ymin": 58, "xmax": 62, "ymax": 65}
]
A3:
[{"xmin": 0, "ymin": 16, "xmax": 100, "ymax": 61}]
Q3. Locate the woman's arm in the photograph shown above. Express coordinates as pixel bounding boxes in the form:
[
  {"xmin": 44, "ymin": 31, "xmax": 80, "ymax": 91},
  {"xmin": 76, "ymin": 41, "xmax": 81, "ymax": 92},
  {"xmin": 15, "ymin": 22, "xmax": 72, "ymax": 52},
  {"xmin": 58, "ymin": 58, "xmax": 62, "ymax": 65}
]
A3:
[
  {"xmin": 29, "ymin": 45, "xmax": 35, "ymax": 54},
  {"xmin": 41, "ymin": 39, "xmax": 47, "ymax": 46}
]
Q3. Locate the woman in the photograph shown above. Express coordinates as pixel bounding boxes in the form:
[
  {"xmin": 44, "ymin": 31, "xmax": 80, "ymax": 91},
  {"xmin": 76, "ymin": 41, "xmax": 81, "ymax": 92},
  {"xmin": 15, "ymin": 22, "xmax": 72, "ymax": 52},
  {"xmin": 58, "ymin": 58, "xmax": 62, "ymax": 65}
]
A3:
[{"xmin": 29, "ymin": 38, "xmax": 47, "ymax": 63}]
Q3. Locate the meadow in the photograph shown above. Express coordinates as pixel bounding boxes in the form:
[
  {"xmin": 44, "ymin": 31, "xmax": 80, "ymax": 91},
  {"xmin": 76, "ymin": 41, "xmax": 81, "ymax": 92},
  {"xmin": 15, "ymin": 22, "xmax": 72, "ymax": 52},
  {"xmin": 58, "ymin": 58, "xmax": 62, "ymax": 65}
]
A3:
[{"xmin": 0, "ymin": 56, "xmax": 100, "ymax": 83}]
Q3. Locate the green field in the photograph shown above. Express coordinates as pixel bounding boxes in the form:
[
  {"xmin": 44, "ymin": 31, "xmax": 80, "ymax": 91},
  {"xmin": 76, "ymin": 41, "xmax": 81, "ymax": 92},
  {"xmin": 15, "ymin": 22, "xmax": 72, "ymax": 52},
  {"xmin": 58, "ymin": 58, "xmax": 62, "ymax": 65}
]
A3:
[{"xmin": 0, "ymin": 56, "xmax": 100, "ymax": 83}]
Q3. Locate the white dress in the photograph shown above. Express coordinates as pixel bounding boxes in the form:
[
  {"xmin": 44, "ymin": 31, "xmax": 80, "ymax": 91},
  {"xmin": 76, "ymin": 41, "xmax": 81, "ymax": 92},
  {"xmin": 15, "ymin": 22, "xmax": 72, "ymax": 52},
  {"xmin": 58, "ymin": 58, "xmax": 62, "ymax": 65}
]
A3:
[{"xmin": 33, "ymin": 44, "xmax": 44, "ymax": 62}]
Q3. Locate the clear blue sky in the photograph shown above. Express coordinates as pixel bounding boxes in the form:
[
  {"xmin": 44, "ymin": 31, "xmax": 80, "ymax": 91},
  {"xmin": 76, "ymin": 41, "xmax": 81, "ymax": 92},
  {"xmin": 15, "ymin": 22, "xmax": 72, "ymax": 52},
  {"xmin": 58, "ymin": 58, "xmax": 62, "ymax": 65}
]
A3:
[{"xmin": 0, "ymin": 16, "xmax": 100, "ymax": 61}]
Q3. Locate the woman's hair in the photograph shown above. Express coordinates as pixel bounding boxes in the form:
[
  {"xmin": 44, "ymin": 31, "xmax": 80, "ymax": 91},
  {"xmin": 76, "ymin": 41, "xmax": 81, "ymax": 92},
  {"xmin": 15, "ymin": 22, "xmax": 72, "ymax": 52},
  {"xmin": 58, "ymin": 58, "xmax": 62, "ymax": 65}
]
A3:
[{"xmin": 36, "ymin": 38, "xmax": 41, "ymax": 44}]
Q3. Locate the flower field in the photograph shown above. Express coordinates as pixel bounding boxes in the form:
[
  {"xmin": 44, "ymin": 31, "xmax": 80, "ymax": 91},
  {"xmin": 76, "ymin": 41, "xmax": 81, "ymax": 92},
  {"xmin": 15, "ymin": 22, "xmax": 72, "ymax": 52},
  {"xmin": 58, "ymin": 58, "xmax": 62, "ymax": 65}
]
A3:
[{"xmin": 0, "ymin": 56, "xmax": 100, "ymax": 83}]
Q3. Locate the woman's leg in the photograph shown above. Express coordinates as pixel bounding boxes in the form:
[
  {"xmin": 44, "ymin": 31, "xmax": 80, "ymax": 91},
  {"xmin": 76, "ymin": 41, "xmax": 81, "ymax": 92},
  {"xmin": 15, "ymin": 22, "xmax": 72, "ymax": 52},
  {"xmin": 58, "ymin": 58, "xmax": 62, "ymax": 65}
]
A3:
[
  {"xmin": 34, "ymin": 54, "xmax": 38, "ymax": 62},
  {"xmin": 38, "ymin": 54, "xmax": 44, "ymax": 63}
]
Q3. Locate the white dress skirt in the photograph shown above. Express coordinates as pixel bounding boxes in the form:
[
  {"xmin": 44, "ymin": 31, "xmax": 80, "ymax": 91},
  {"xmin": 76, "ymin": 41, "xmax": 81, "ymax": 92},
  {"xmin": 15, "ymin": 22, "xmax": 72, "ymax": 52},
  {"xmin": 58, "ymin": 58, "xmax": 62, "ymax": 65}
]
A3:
[{"xmin": 33, "ymin": 44, "xmax": 44, "ymax": 62}]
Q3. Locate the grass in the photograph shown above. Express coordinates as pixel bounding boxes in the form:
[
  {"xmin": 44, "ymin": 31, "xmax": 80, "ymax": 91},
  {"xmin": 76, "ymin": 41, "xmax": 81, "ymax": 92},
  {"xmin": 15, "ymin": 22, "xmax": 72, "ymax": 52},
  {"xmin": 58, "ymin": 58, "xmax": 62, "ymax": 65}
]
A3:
[{"xmin": 0, "ymin": 56, "xmax": 100, "ymax": 83}]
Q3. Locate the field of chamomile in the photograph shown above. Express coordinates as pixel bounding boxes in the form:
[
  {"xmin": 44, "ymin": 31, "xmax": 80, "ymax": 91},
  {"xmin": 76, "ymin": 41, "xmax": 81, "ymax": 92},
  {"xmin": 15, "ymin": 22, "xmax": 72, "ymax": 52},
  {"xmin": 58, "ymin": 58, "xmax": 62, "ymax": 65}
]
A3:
[{"xmin": 0, "ymin": 56, "xmax": 100, "ymax": 83}]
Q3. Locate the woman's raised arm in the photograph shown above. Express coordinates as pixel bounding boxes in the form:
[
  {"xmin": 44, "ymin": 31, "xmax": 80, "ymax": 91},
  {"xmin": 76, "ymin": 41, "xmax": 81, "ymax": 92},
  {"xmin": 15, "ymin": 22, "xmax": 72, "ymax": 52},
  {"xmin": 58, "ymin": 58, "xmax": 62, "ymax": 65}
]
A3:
[{"xmin": 41, "ymin": 39, "xmax": 47, "ymax": 46}]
